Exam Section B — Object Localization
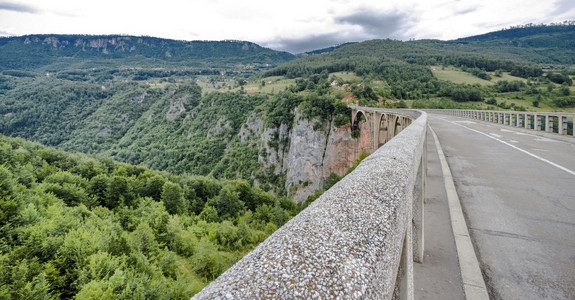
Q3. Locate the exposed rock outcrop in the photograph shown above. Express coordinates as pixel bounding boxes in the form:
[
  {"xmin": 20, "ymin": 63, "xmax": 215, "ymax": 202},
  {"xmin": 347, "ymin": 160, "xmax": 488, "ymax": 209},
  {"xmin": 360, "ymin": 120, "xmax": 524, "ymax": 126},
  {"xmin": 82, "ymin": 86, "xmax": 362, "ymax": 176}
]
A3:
[
  {"xmin": 284, "ymin": 117, "xmax": 329, "ymax": 202},
  {"xmin": 237, "ymin": 111, "xmax": 372, "ymax": 202},
  {"xmin": 322, "ymin": 122, "xmax": 372, "ymax": 178},
  {"xmin": 283, "ymin": 112, "xmax": 372, "ymax": 202}
]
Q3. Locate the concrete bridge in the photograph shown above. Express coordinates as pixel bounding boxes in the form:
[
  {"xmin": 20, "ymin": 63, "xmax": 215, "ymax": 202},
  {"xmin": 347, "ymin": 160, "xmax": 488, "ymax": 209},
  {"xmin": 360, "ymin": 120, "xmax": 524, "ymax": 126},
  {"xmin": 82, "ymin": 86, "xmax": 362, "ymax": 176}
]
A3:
[{"xmin": 193, "ymin": 108, "xmax": 575, "ymax": 299}]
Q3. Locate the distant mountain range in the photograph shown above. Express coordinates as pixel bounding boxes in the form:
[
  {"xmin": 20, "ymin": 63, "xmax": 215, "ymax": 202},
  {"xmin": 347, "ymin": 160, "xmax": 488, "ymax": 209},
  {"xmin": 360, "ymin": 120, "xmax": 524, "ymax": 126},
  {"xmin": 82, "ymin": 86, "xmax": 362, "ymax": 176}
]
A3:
[
  {"xmin": 0, "ymin": 35, "xmax": 295, "ymax": 71},
  {"xmin": 0, "ymin": 24, "xmax": 573, "ymax": 74}
]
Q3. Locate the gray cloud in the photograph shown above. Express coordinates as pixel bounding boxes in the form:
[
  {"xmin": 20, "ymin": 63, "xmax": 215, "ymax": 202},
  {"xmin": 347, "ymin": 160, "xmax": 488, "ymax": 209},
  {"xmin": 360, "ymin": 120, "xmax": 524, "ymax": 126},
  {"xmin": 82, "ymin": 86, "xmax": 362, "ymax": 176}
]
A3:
[
  {"xmin": 551, "ymin": 0, "xmax": 575, "ymax": 18},
  {"xmin": 0, "ymin": 29, "xmax": 14, "ymax": 36},
  {"xmin": 263, "ymin": 9, "xmax": 412, "ymax": 53},
  {"xmin": 263, "ymin": 32, "xmax": 352, "ymax": 54},
  {"xmin": 454, "ymin": 7, "xmax": 478, "ymax": 15},
  {"xmin": 334, "ymin": 9, "xmax": 410, "ymax": 38},
  {"xmin": 0, "ymin": 1, "xmax": 39, "ymax": 13}
]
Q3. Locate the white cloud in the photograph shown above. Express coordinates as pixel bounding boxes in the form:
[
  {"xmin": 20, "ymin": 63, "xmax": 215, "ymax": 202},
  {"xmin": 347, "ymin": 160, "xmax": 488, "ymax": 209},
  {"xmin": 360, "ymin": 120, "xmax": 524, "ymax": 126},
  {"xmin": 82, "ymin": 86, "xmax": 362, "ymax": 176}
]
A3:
[{"xmin": 0, "ymin": 0, "xmax": 571, "ymax": 53}]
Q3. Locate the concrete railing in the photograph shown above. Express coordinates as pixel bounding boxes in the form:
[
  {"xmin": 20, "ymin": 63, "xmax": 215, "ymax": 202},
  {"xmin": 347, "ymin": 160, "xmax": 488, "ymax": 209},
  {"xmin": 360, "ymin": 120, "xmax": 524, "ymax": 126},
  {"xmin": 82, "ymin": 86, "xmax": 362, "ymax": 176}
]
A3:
[
  {"xmin": 430, "ymin": 109, "xmax": 575, "ymax": 137},
  {"xmin": 192, "ymin": 110, "xmax": 427, "ymax": 299}
]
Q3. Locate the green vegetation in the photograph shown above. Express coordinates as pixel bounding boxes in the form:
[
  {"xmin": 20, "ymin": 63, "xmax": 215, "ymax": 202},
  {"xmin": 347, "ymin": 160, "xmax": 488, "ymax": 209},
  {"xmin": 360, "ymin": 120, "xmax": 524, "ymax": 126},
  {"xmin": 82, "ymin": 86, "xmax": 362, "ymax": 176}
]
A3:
[
  {"xmin": 432, "ymin": 66, "xmax": 494, "ymax": 86},
  {"xmin": 0, "ymin": 133, "xmax": 297, "ymax": 298},
  {"xmin": 0, "ymin": 35, "xmax": 294, "ymax": 72},
  {"xmin": 414, "ymin": 23, "xmax": 575, "ymax": 65}
]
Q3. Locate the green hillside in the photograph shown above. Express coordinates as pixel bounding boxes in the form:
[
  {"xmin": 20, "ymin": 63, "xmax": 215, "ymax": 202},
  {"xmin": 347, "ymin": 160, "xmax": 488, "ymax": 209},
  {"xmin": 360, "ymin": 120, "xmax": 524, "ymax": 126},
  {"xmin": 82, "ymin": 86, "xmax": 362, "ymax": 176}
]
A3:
[
  {"xmin": 0, "ymin": 133, "xmax": 297, "ymax": 299},
  {"xmin": 413, "ymin": 24, "xmax": 575, "ymax": 65},
  {"xmin": 0, "ymin": 34, "xmax": 295, "ymax": 72}
]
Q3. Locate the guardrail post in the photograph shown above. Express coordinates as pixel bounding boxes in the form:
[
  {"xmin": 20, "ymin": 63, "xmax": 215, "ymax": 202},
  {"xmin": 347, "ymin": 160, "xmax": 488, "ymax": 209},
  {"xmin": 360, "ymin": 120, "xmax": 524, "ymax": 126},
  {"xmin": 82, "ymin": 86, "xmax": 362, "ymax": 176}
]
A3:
[
  {"xmin": 559, "ymin": 115, "xmax": 567, "ymax": 135},
  {"xmin": 545, "ymin": 115, "xmax": 552, "ymax": 133}
]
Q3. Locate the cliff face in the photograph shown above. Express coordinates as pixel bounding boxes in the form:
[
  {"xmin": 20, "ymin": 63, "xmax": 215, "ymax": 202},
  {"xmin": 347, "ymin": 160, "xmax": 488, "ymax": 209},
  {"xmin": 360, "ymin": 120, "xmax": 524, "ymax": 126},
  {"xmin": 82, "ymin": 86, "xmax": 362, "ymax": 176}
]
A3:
[
  {"xmin": 322, "ymin": 122, "xmax": 372, "ymax": 179},
  {"xmin": 245, "ymin": 110, "xmax": 371, "ymax": 202},
  {"xmin": 285, "ymin": 116, "xmax": 372, "ymax": 202},
  {"xmin": 284, "ymin": 117, "xmax": 329, "ymax": 202}
]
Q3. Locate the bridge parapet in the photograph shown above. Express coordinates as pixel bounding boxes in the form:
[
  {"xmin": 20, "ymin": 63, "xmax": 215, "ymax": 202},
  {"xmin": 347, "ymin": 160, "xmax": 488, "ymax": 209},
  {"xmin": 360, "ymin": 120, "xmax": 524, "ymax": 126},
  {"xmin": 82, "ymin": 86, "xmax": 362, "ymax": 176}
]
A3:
[
  {"xmin": 192, "ymin": 110, "xmax": 427, "ymax": 299},
  {"xmin": 430, "ymin": 109, "xmax": 575, "ymax": 138}
]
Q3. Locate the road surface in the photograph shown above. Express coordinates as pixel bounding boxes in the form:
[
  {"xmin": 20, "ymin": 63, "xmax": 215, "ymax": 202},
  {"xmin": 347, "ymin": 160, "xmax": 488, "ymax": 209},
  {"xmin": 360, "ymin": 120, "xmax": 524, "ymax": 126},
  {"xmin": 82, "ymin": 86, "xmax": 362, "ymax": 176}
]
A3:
[{"xmin": 428, "ymin": 113, "xmax": 575, "ymax": 299}]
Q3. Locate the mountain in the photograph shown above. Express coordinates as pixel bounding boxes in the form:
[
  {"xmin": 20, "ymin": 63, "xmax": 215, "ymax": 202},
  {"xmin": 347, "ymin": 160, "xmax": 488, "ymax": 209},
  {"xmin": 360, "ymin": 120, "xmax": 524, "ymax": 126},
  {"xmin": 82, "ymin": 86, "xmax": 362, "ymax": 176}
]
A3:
[
  {"xmin": 263, "ymin": 39, "xmax": 542, "ymax": 79},
  {"xmin": 297, "ymin": 42, "xmax": 357, "ymax": 57},
  {"xmin": 0, "ymin": 28, "xmax": 573, "ymax": 202},
  {"xmin": 0, "ymin": 34, "xmax": 295, "ymax": 72},
  {"xmin": 412, "ymin": 24, "xmax": 575, "ymax": 65}
]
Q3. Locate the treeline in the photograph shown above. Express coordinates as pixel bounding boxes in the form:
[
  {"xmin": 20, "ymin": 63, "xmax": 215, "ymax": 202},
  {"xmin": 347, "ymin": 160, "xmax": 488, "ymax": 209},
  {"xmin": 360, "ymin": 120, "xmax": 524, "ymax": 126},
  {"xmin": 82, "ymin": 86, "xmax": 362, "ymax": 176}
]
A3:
[
  {"xmin": 0, "ymin": 75, "xmax": 353, "ymax": 196},
  {"xmin": 0, "ymin": 133, "xmax": 298, "ymax": 298},
  {"xmin": 264, "ymin": 39, "xmax": 543, "ymax": 80},
  {"xmin": 458, "ymin": 23, "xmax": 575, "ymax": 41},
  {"xmin": 415, "ymin": 24, "xmax": 575, "ymax": 65}
]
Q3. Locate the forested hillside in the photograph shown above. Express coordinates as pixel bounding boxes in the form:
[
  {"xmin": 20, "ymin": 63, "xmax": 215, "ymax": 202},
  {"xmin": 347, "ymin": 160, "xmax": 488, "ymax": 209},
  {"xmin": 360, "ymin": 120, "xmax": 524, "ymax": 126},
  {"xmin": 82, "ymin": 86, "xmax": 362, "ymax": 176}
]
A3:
[
  {"xmin": 0, "ymin": 133, "xmax": 297, "ymax": 298},
  {"xmin": 413, "ymin": 23, "xmax": 575, "ymax": 65},
  {"xmin": 0, "ymin": 35, "xmax": 295, "ymax": 72}
]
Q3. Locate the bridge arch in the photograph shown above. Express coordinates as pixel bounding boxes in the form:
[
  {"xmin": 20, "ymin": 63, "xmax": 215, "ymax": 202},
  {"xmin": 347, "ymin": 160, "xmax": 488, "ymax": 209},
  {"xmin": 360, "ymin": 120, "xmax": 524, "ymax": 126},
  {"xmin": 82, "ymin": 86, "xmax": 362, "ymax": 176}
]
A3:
[
  {"xmin": 351, "ymin": 109, "xmax": 369, "ymax": 131},
  {"xmin": 376, "ymin": 113, "xmax": 390, "ymax": 147}
]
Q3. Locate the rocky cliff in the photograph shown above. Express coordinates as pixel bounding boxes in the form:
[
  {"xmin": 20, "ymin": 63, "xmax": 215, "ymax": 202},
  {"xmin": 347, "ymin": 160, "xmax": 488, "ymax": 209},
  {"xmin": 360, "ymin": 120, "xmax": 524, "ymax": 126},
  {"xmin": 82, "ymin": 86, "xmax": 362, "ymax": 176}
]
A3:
[
  {"xmin": 284, "ymin": 113, "xmax": 372, "ymax": 202},
  {"xmin": 240, "ymin": 110, "xmax": 372, "ymax": 202}
]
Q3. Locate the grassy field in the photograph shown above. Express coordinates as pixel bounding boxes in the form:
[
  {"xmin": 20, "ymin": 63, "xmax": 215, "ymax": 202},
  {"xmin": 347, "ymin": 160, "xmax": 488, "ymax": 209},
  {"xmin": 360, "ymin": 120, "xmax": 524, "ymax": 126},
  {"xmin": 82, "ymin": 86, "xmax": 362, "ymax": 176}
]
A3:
[
  {"xmin": 431, "ymin": 66, "xmax": 530, "ymax": 86},
  {"xmin": 490, "ymin": 72, "xmax": 529, "ymax": 83},
  {"xmin": 330, "ymin": 71, "xmax": 362, "ymax": 82},
  {"xmin": 431, "ymin": 66, "xmax": 494, "ymax": 86},
  {"xmin": 232, "ymin": 72, "xmax": 362, "ymax": 96},
  {"xmin": 236, "ymin": 76, "xmax": 297, "ymax": 95}
]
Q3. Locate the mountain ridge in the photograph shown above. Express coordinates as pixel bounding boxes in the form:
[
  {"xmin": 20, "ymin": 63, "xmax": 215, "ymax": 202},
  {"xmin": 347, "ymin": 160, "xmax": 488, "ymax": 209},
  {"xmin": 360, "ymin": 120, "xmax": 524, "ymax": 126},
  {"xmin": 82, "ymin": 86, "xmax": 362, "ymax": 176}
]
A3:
[{"xmin": 0, "ymin": 34, "xmax": 296, "ymax": 71}]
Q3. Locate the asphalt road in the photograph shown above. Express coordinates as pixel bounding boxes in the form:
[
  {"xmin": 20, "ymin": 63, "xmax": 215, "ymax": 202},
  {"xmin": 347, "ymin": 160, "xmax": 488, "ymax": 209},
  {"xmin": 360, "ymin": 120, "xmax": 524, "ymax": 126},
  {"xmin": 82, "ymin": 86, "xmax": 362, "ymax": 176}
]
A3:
[{"xmin": 428, "ymin": 113, "xmax": 575, "ymax": 300}]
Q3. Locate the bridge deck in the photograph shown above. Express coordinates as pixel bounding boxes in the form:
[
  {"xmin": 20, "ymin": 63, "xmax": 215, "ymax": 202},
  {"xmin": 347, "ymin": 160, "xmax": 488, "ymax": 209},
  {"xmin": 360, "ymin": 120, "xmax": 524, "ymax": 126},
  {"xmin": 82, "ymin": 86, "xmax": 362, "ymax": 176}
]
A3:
[
  {"xmin": 414, "ymin": 129, "xmax": 466, "ymax": 299},
  {"xmin": 428, "ymin": 112, "xmax": 575, "ymax": 299}
]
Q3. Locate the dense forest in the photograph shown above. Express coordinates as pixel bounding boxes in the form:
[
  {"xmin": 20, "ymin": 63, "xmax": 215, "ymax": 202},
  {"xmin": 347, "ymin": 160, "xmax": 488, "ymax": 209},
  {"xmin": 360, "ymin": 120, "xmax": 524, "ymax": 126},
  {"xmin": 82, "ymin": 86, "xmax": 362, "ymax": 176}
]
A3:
[{"xmin": 0, "ymin": 133, "xmax": 298, "ymax": 298}]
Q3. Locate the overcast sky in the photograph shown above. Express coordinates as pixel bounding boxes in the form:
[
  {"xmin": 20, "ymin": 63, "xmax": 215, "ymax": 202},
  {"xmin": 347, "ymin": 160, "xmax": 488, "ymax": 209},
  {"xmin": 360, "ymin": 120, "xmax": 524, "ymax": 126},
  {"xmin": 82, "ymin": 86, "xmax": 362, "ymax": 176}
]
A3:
[{"xmin": 0, "ymin": 0, "xmax": 573, "ymax": 53}]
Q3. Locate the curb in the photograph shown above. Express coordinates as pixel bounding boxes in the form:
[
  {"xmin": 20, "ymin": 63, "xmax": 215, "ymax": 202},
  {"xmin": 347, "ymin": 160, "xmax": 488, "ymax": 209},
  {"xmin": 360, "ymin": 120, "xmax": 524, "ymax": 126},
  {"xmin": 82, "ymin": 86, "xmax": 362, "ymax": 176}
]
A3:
[{"xmin": 429, "ymin": 125, "xmax": 490, "ymax": 300}]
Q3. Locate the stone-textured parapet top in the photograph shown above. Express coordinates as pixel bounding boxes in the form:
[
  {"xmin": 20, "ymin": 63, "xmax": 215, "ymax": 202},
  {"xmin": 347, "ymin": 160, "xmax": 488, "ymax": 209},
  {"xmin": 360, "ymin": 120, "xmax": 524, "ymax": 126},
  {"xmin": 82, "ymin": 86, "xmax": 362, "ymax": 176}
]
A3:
[{"xmin": 193, "ymin": 110, "xmax": 427, "ymax": 300}]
